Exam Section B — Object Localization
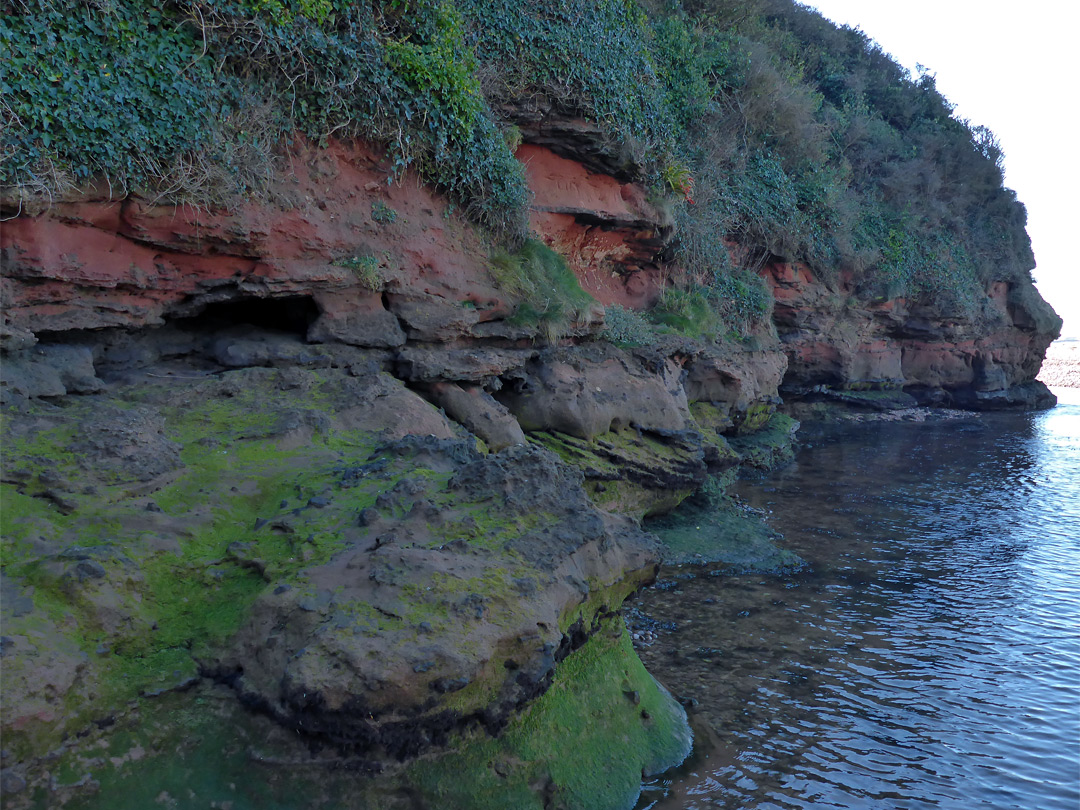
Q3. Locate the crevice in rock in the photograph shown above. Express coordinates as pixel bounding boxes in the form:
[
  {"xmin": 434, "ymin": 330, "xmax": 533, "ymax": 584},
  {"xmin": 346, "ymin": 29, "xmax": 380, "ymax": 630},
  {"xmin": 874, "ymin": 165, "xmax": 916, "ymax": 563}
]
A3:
[
  {"xmin": 2, "ymin": 296, "xmax": 346, "ymax": 403},
  {"xmin": 381, "ymin": 290, "xmax": 413, "ymax": 341}
]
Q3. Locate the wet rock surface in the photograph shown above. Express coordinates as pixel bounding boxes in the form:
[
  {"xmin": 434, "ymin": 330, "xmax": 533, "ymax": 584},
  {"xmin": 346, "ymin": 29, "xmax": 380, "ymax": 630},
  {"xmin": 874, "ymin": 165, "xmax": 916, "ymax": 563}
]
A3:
[{"xmin": 215, "ymin": 436, "xmax": 660, "ymax": 758}]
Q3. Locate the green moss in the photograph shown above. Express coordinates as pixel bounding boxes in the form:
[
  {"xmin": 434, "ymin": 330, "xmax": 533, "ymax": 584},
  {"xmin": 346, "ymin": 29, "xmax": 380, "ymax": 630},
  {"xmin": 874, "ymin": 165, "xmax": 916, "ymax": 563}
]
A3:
[
  {"xmin": 530, "ymin": 428, "xmax": 696, "ymax": 518},
  {"xmin": 1, "ymin": 420, "xmax": 82, "ymax": 471},
  {"xmin": 405, "ymin": 619, "xmax": 691, "ymax": 810},
  {"xmin": 557, "ymin": 577, "xmax": 634, "ymax": 637},
  {"xmin": 688, "ymin": 401, "xmax": 740, "ymax": 473},
  {"xmin": 43, "ymin": 625, "xmax": 689, "ymax": 810},
  {"xmin": 531, "ymin": 431, "xmax": 621, "ymax": 477},
  {"xmin": 3, "ymin": 370, "xmax": 684, "ymax": 798},
  {"xmin": 122, "ymin": 561, "xmax": 265, "ymax": 658},
  {"xmin": 0, "ymin": 484, "xmax": 68, "ymax": 562},
  {"xmin": 580, "ymin": 478, "xmax": 677, "ymax": 517},
  {"xmin": 733, "ymin": 400, "xmax": 775, "ymax": 435},
  {"xmin": 689, "ymin": 401, "xmax": 735, "ymax": 435},
  {"xmin": 728, "ymin": 413, "xmax": 799, "ymax": 471},
  {"xmin": 108, "ymin": 427, "xmax": 393, "ymax": 664},
  {"xmin": 101, "ymin": 647, "xmax": 200, "ymax": 704},
  {"xmin": 601, "ymin": 426, "xmax": 684, "ymax": 464},
  {"xmin": 45, "ymin": 689, "xmax": 356, "ymax": 810},
  {"xmin": 2, "ymin": 384, "xmax": 410, "ymax": 758}
]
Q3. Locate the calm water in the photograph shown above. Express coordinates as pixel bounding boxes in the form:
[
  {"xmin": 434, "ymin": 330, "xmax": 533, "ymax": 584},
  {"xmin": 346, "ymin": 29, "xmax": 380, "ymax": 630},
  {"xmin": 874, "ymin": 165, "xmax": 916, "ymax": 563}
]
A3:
[{"xmin": 635, "ymin": 390, "xmax": 1080, "ymax": 809}]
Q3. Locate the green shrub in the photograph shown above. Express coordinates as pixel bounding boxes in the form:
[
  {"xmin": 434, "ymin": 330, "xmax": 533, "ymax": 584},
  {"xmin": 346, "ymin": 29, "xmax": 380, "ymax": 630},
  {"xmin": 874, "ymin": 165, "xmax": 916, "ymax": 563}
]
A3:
[
  {"xmin": 648, "ymin": 285, "xmax": 722, "ymax": 340},
  {"xmin": 708, "ymin": 266, "xmax": 772, "ymax": 332},
  {"xmin": 334, "ymin": 254, "xmax": 384, "ymax": 291},
  {"xmin": 489, "ymin": 239, "xmax": 596, "ymax": 342},
  {"xmin": 1, "ymin": 0, "xmax": 1034, "ymax": 307},
  {"xmin": 459, "ymin": 0, "xmax": 678, "ymax": 176},
  {"xmin": 371, "ymin": 200, "xmax": 398, "ymax": 224},
  {"xmin": 1, "ymin": 0, "xmax": 529, "ymax": 240},
  {"xmin": 653, "ymin": 0, "xmax": 1034, "ymax": 311},
  {"xmin": 601, "ymin": 305, "xmax": 656, "ymax": 347}
]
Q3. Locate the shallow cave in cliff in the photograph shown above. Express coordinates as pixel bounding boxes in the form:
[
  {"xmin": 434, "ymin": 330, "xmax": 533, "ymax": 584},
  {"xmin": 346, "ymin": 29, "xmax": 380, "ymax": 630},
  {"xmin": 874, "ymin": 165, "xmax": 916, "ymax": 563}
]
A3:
[
  {"xmin": 181, "ymin": 295, "xmax": 321, "ymax": 336},
  {"xmin": 27, "ymin": 295, "xmax": 329, "ymax": 389}
]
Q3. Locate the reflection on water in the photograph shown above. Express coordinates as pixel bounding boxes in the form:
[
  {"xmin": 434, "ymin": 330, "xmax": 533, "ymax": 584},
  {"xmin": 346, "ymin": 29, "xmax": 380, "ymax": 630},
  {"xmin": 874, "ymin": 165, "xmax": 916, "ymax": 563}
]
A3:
[{"xmin": 634, "ymin": 392, "xmax": 1080, "ymax": 809}]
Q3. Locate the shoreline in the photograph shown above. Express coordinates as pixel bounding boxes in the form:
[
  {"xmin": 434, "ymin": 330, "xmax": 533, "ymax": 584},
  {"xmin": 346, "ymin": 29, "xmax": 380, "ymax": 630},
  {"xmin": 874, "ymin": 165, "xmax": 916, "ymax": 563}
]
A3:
[
  {"xmin": 1038, "ymin": 340, "xmax": 1080, "ymax": 389},
  {"xmin": 630, "ymin": 399, "xmax": 1079, "ymax": 809}
]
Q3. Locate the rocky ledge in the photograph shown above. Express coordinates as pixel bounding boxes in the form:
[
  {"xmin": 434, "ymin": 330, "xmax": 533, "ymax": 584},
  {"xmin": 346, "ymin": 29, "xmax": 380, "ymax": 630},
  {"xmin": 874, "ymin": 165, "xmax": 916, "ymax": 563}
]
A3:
[{"xmin": 0, "ymin": 349, "xmax": 690, "ymax": 806}]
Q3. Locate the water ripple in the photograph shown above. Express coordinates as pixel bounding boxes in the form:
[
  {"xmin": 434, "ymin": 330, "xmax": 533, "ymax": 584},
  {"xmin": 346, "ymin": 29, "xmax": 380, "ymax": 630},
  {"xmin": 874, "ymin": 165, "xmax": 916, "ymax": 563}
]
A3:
[{"xmin": 636, "ymin": 396, "xmax": 1080, "ymax": 810}]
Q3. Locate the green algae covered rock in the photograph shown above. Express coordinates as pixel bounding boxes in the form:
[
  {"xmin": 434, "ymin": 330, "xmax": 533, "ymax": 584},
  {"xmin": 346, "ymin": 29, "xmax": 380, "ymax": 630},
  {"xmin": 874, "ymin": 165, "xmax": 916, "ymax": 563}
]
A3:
[
  {"xmin": 14, "ymin": 621, "xmax": 689, "ymax": 810},
  {"xmin": 728, "ymin": 413, "xmax": 800, "ymax": 472},
  {"xmin": 402, "ymin": 619, "xmax": 692, "ymax": 810},
  {"xmin": 0, "ymin": 364, "xmax": 672, "ymax": 807},
  {"xmin": 530, "ymin": 427, "xmax": 706, "ymax": 519}
]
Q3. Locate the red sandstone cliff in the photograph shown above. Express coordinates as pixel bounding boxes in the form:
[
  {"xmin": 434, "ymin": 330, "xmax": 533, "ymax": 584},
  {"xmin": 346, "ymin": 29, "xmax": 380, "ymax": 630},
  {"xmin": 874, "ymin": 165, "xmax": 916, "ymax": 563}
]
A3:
[
  {"xmin": 0, "ymin": 132, "xmax": 1059, "ymax": 412},
  {"xmin": 763, "ymin": 261, "xmax": 1059, "ymax": 408}
]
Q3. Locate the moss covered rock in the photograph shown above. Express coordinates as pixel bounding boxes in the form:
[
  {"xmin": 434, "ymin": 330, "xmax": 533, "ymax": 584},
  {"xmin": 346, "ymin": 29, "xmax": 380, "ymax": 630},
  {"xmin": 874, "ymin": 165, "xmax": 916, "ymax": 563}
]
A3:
[
  {"xmin": 728, "ymin": 413, "xmax": 800, "ymax": 472},
  {"xmin": 529, "ymin": 427, "xmax": 706, "ymax": 519},
  {"xmin": 0, "ymin": 363, "xmax": 666, "ymax": 798},
  {"xmin": 400, "ymin": 619, "xmax": 691, "ymax": 810},
  {"xmin": 9, "ymin": 622, "xmax": 689, "ymax": 810}
]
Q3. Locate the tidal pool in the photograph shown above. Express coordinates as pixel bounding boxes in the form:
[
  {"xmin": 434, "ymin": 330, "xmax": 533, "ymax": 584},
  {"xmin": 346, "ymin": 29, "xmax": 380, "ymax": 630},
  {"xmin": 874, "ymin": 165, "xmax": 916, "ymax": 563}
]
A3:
[{"xmin": 634, "ymin": 390, "xmax": 1080, "ymax": 809}]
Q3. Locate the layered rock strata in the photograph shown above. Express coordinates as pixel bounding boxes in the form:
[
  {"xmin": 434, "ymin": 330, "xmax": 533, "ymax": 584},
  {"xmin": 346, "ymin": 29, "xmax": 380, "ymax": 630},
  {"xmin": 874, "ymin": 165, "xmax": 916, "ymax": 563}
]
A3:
[{"xmin": 764, "ymin": 262, "xmax": 1060, "ymax": 409}]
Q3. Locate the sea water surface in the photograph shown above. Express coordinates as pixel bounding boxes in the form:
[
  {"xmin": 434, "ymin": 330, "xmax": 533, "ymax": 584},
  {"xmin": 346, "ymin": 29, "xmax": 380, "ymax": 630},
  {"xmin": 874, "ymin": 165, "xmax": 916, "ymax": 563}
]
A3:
[{"xmin": 634, "ymin": 389, "xmax": 1080, "ymax": 809}]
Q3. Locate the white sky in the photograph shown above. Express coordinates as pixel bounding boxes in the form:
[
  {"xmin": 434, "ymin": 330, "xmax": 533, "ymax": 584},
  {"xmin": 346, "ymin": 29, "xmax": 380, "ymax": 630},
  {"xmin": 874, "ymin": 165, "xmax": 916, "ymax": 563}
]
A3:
[{"xmin": 804, "ymin": 0, "xmax": 1079, "ymax": 339}]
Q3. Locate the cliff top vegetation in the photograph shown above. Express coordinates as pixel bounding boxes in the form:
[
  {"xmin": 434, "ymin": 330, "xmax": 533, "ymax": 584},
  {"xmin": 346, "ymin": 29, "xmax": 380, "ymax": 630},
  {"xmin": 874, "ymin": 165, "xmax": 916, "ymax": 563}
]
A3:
[{"xmin": 1, "ymin": 0, "xmax": 1033, "ymax": 320}]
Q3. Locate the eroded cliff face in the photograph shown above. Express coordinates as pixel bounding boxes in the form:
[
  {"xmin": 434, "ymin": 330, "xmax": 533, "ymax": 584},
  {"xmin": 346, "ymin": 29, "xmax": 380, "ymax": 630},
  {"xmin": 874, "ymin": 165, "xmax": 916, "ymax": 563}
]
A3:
[
  {"xmin": 1, "ymin": 138, "xmax": 1058, "ymax": 415},
  {"xmin": 0, "ymin": 126, "xmax": 1060, "ymax": 806},
  {"xmin": 517, "ymin": 143, "xmax": 669, "ymax": 309},
  {"xmin": 1, "ymin": 139, "xmax": 512, "ymax": 350},
  {"xmin": 764, "ymin": 261, "xmax": 1060, "ymax": 409},
  {"xmin": 0, "ymin": 134, "xmax": 787, "ymax": 511}
]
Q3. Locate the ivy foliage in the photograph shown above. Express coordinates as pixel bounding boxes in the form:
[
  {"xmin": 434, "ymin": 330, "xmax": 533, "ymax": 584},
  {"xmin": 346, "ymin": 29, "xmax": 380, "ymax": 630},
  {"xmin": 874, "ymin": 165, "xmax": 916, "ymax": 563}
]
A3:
[
  {"xmin": 651, "ymin": 0, "xmax": 1034, "ymax": 316},
  {"xmin": 0, "ymin": 4, "xmax": 228, "ymax": 186},
  {"xmin": 2, "ymin": 0, "xmax": 1035, "ymax": 315},
  {"xmin": 459, "ymin": 0, "xmax": 676, "ymax": 169},
  {"xmin": 1, "ymin": 0, "xmax": 528, "ymax": 239}
]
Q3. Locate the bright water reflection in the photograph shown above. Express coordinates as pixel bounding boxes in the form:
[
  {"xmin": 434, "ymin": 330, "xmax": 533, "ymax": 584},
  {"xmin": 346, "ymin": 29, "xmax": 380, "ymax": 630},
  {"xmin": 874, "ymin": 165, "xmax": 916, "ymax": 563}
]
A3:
[{"xmin": 635, "ymin": 391, "xmax": 1080, "ymax": 809}]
